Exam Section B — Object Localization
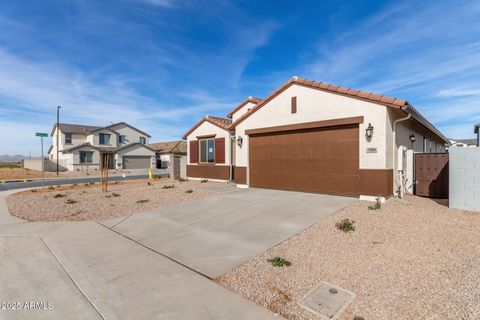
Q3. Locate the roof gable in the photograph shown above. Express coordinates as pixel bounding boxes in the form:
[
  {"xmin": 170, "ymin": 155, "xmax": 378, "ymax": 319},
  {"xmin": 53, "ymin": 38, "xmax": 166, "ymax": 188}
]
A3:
[
  {"xmin": 182, "ymin": 115, "xmax": 232, "ymax": 140},
  {"xmin": 227, "ymin": 96, "xmax": 262, "ymax": 118}
]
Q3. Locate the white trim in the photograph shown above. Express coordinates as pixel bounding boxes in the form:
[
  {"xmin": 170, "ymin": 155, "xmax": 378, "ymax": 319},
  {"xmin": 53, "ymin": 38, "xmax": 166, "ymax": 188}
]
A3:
[
  {"xmin": 187, "ymin": 177, "xmax": 229, "ymax": 183},
  {"xmin": 235, "ymin": 184, "xmax": 248, "ymax": 188},
  {"xmin": 359, "ymin": 195, "xmax": 386, "ymax": 203}
]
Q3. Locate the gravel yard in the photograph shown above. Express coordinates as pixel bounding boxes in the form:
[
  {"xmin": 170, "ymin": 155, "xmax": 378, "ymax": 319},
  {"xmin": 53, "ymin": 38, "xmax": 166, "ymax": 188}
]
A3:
[
  {"xmin": 218, "ymin": 195, "xmax": 480, "ymax": 320},
  {"xmin": 7, "ymin": 179, "xmax": 224, "ymax": 222}
]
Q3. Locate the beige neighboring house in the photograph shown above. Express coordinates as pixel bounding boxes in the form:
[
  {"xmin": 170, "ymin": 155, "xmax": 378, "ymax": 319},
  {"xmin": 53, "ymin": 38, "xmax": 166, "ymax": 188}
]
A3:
[
  {"xmin": 49, "ymin": 122, "xmax": 155, "ymax": 172},
  {"xmin": 183, "ymin": 76, "xmax": 449, "ymax": 200},
  {"xmin": 148, "ymin": 141, "xmax": 187, "ymax": 179}
]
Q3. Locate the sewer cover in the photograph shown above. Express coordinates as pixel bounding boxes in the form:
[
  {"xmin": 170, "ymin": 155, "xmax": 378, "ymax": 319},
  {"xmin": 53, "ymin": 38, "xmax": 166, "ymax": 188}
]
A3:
[{"xmin": 299, "ymin": 281, "xmax": 354, "ymax": 319}]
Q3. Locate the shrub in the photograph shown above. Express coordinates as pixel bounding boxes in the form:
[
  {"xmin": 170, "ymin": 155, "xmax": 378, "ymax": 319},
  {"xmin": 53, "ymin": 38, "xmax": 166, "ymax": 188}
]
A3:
[
  {"xmin": 89, "ymin": 182, "xmax": 95, "ymax": 185},
  {"xmin": 336, "ymin": 218, "xmax": 356, "ymax": 233},
  {"xmin": 84, "ymin": 183, "xmax": 89, "ymax": 187},
  {"xmin": 106, "ymin": 192, "xmax": 121, "ymax": 198},
  {"xmin": 30, "ymin": 189, "xmax": 37, "ymax": 193},
  {"xmin": 368, "ymin": 197, "xmax": 382, "ymax": 211},
  {"xmin": 185, "ymin": 189, "xmax": 194, "ymax": 194},
  {"xmin": 267, "ymin": 257, "xmax": 292, "ymax": 267},
  {"xmin": 147, "ymin": 181, "xmax": 152, "ymax": 186},
  {"xmin": 200, "ymin": 178, "xmax": 208, "ymax": 183},
  {"xmin": 48, "ymin": 186, "xmax": 55, "ymax": 190},
  {"xmin": 136, "ymin": 199, "xmax": 149, "ymax": 204},
  {"xmin": 65, "ymin": 198, "xmax": 77, "ymax": 204},
  {"xmin": 54, "ymin": 193, "xmax": 67, "ymax": 198},
  {"xmin": 162, "ymin": 184, "xmax": 175, "ymax": 189}
]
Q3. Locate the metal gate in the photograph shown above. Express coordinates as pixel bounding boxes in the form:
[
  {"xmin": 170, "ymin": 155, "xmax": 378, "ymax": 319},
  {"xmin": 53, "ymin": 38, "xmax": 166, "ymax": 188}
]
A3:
[{"xmin": 414, "ymin": 153, "xmax": 449, "ymax": 198}]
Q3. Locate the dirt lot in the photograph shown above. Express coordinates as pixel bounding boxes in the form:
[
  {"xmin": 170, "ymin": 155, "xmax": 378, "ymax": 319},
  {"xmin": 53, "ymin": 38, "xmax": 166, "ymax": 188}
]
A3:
[
  {"xmin": 7, "ymin": 179, "xmax": 225, "ymax": 222},
  {"xmin": 0, "ymin": 167, "xmax": 135, "ymax": 181},
  {"xmin": 218, "ymin": 196, "xmax": 480, "ymax": 320},
  {"xmin": 0, "ymin": 168, "xmax": 57, "ymax": 180}
]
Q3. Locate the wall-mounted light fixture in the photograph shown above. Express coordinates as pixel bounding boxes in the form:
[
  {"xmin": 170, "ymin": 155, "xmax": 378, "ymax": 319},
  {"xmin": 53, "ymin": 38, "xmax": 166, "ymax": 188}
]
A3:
[
  {"xmin": 236, "ymin": 136, "xmax": 243, "ymax": 147},
  {"xmin": 365, "ymin": 123, "xmax": 374, "ymax": 141},
  {"xmin": 409, "ymin": 134, "xmax": 416, "ymax": 143}
]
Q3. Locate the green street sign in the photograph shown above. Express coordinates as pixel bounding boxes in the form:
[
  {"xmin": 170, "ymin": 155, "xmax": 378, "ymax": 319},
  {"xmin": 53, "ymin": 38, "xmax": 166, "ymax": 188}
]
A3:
[{"xmin": 35, "ymin": 132, "xmax": 48, "ymax": 137}]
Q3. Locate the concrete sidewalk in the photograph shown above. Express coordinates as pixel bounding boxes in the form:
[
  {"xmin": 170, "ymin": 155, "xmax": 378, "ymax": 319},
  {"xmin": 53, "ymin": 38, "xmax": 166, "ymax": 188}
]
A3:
[{"xmin": 0, "ymin": 191, "xmax": 280, "ymax": 320}]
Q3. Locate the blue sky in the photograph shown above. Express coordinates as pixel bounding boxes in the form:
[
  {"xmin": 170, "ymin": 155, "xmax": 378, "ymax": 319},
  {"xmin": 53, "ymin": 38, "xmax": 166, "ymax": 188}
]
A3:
[{"xmin": 0, "ymin": 0, "xmax": 479, "ymax": 155}]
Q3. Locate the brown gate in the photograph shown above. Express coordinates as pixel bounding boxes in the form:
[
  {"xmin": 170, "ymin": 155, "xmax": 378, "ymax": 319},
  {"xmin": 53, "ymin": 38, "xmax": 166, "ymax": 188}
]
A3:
[{"xmin": 414, "ymin": 153, "xmax": 449, "ymax": 198}]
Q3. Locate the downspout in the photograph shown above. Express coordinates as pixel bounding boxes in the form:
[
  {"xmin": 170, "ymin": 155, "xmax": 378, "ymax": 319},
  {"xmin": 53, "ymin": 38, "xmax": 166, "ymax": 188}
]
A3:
[
  {"xmin": 392, "ymin": 112, "xmax": 411, "ymax": 197},
  {"xmin": 229, "ymin": 132, "xmax": 235, "ymax": 182}
]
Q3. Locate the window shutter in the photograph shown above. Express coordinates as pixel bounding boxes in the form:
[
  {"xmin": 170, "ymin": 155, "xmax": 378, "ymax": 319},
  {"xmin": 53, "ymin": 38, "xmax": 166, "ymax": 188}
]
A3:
[
  {"xmin": 291, "ymin": 96, "xmax": 297, "ymax": 113},
  {"xmin": 215, "ymin": 138, "xmax": 225, "ymax": 164},
  {"xmin": 190, "ymin": 140, "xmax": 199, "ymax": 163}
]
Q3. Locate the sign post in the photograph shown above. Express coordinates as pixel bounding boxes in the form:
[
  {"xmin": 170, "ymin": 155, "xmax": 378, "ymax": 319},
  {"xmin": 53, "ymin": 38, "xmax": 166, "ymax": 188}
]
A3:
[{"xmin": 35, "ymin": 132, "xmax": 48, "ymax": 189}]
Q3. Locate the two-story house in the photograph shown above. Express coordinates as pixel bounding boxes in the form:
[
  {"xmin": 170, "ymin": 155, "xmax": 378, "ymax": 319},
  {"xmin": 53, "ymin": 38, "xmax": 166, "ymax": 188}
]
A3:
[{"xmin": 49, "ymin": 122, "xmax": 155, "ymax": 171}]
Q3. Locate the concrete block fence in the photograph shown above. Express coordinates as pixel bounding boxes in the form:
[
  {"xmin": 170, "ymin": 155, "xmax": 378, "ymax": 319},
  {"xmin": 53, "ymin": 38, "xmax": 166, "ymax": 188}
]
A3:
[{"xmin": 449, "ymin": 147, "xmax": 480, "ymax": 212}]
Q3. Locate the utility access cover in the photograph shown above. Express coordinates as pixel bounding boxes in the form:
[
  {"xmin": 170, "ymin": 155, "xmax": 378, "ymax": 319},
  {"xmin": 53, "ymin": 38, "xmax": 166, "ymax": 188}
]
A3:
[{"xmin": 299, "ymin": 281, "xmax": 354, "ymax": 319}]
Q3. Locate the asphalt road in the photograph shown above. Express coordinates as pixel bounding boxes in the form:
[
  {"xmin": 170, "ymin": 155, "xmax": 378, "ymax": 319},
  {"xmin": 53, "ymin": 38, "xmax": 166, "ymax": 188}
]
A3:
[{"xmin": 0, "ymin": 174, "xmax": 168, "ymax": 191}]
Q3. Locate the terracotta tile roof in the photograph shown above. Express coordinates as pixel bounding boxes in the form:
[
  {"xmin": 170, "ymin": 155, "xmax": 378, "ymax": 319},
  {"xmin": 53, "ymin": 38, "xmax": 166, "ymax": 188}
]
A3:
[
  {"xmin": 229, "ymin": 76, "xmax": 448, "ymax": 143},
  {"xmin": 182, "ymin": 115, "xmax": 232, "ymax": 140},
  {"xmin": 230, "ymin": 77, "xmax": 408, "ymax": 129},
  {"xmin": 148, "ymin": 140, "xmax": 187, "ymax": 154},
  {"xmin": 226, "ymin": 96, "xmax": 262, "ymax": 118}
]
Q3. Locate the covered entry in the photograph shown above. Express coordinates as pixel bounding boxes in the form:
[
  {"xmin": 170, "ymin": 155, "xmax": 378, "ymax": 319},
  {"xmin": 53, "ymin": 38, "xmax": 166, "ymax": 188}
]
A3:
[{"xmin": 247, "ymin": 118, "xmax": 361, "ymax": 197}]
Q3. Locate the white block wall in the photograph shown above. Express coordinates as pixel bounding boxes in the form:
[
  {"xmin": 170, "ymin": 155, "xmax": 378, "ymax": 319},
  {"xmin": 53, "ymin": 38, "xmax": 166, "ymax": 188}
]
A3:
[{"xmin": 449, "ymin": 147, "xmax": 480, "ymax": 212}]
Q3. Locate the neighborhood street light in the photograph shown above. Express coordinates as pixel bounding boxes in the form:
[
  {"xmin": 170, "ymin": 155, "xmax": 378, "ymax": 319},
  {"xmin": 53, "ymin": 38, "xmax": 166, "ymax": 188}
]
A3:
[{"xmin": 56, "ymin": 105, "xmax": 61, "ymax": 176}]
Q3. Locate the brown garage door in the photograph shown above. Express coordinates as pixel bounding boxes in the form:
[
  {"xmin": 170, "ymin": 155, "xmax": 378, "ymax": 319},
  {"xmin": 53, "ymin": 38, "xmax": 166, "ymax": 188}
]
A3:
[
  {"xmin": 123, "ymin": 156, "xmax": 151, "ymax": 169},
  {"xmin": 249, "ymin": 125, "xmax": 359, "ymax": 196}
]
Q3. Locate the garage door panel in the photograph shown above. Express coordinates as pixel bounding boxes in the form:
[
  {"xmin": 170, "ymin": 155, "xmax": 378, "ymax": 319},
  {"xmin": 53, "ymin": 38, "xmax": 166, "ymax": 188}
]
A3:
[
  {"xmin": 249, "ymin": 125, "xmax": 359, "ymax": 196},
  {"xmin": 123, "ymin": 156, "xmax": 151, "ymax": 169}
]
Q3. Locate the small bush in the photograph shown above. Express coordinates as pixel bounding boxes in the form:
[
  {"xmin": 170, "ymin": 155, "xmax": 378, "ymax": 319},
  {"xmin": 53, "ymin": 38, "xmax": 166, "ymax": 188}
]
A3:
[
  {"xmin": 89, "ymin": 182, "xmax": 95, "ymax": 185},
  {"xmin": 65, "ymin": 198, "xmax": 77, "ymax": 204},
  {"xmin": 106, "ymin": 192, "xmax": 121, "ymax": 198},
  {"xmin": 56, "ymin": 185, "xmax": 61, "ymax": 188},
  {"xmin": 147, "ymin": 181, "xmax": 152, "ymax": 186},
  {"xmin": 136, "ymin": 199, "xmax": 149, "ymax": 204},
  {"xmin": 200, "ymin": 178, "xmax": 208, "ymax": 183},
  {"xmin": 267, "ymin": 257, "xmax": 292, "ymax": 267},
  {"xmin": 30, "ymin": 189, "xmax": 37, "ymax": 193},
  {"xmin": 73, "ymin": 183, "xmax": 77, "ymax": 187},
  {"xmin": 185, "ymin": 189, "xmax": 194, "ymax": 194},
  {"xmin": 84, "ymin": 183, "xmax": 89, "ymax": 187},
  {"xmin": 54, "ymin": 193, "xmax": 67, "ymax": 198},
  {"xmin": 48, "ymin": 186, "xmax": 55, "ymax": 190},
  {"xmin": 162, "ymin": 184, "xmax": 175, "ymax": 189},
  {"xmin": 336, "ymin": 218, "xmax": 356, "ymax": 233},
  {"xmin": 368, "ymin": 197, "xmax": 382, "ymax": 211}
]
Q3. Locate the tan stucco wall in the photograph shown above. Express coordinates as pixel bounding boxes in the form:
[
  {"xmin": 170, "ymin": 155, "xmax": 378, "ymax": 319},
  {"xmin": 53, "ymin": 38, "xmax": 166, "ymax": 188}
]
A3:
[
  {"xmin": 186, "ymin": 120, "xmax": 231, "ymax": 166},
  {"xmin": 109, "ymin": 123, "xmax": 149, "ymax": 145},
  {"xmin": 231, "ymin": 101, "xmax": 257, "ymax": 122},
  {"xmin": 234, "ymin": 84, "xmax": 390, "ymax": 170}
]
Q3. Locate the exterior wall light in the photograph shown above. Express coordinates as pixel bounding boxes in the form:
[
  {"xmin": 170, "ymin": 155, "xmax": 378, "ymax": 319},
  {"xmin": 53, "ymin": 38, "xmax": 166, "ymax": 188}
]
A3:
[
  {"xmin": 365, "ymin": 123, "xmax": 374, "ymax": 141},
  {"xmin": 236, "ymin": 136, "xmax": 243, "ymax": 147},
  {"xmin": 409, "ymin": 134, "xmax": 416, "ymax": 143}
]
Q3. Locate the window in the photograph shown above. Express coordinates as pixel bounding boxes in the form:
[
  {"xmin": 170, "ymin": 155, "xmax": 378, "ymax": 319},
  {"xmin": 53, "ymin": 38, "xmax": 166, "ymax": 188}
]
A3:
[
  {"xmin": 79, "ymin": 151, "xmax": 93, "ymax": 163},
  {"xmin": 119, "ymin": 135, "xmax": 126, "ymax": 144},
  {"xmin": 65, "ymin": 133, "xmax": 72, "ymax": 144},
  {"xmin": 99, "ymin": 133, "xmax": 110, "ymax": 145},
  {"xmin": 199, "ymin": 139, "xmax": 215, "ymax": 163},
  {"xmin": 139, "ymin": 137, "xmax": 146, "ymax": 144}
]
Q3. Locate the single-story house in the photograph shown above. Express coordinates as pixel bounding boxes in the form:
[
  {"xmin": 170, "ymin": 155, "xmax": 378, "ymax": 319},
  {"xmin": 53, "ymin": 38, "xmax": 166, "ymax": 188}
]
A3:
[{"xmin": 183, "ymin": 77, "xmax": 449, "ymax": 200}]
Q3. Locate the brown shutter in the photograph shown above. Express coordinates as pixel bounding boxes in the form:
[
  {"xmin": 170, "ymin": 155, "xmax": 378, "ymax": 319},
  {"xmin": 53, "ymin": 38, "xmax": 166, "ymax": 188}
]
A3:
[
  {"xmin": 291, "ymin": 96, "xmax": 297, "ymax": 113},
  {"xmin": 190, "ymin": 140, "xmax": 199, "ymax": 163},
  {"xmin": 215, "ymin": 138, "xmax": 225, "ymax": 164}
]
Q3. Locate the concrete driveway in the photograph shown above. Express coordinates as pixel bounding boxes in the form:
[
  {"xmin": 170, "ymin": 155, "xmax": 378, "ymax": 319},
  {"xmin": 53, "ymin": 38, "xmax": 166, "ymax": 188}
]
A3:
[{"xmin": 103, "ymin": 188, "xmax": 353, "ymax": 278}]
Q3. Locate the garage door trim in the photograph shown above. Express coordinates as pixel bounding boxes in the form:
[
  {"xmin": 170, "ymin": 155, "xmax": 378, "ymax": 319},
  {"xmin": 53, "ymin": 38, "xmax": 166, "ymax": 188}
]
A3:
[{"xmin": 245, "ymin": 116, "xmax": 364, "ymax": 135}]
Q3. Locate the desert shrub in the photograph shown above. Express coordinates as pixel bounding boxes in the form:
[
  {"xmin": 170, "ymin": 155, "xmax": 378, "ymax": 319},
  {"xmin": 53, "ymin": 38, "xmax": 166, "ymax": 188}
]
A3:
[
  {"xmin": 89, "ymin": 182, "xmax": 95, "ymax": 185},
  {"xmin": 54, "ymin": 193, "xmax": 67, "ymax": 198},
  {"xmin": 30, "ymin": 189, "xmax": 37, "ymax": 193},
  {"xmin": 136, "ymin": 199, "xmax": 149, "ymax": 204},
  {"xmin": 65, "ymin": 198, "xmax": 77, "ymax": 204},
  {"xmin": 147, "ymin": 181, "xmax": 152, "ymax": 186},
  {"xmin": 106, "ymin": 192, "xmax": 121, "ymax": 198},
  {"xmin": 185, "ymin": 189, "xmax": 193, "ymax": 193},
  {"xmin": 162, "ymin": 184, "xmax": 175, "ymax": 189},
  {"xmin": 336, "ymin": 218, "xmax": 356, "ymax": 232},
  {"xmin": 200, "ymin": 178, "xmax": 208, "ymax": 183},
  {"xmin": 48, "ymin": 186, "xmax": 55, "ymax": 190},
  {"xmin": 267, "ymin": 257, "xmax": 292, "ymax": 267},
  {"xmin": 368, "ymin": 197, "xmax": 382, "ymax": 211}
]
